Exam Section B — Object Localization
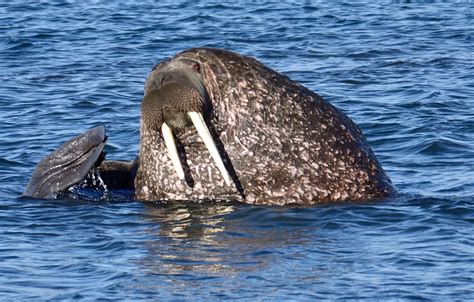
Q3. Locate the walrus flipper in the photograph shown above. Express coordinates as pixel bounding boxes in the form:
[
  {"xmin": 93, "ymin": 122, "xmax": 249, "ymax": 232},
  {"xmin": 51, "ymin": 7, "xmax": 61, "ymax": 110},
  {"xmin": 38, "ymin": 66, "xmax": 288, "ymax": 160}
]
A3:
[
  {"xmin": 23, "ymin": 125, "xmax": 107, "ymax": 199},
  {"xmin": 96, "ymin": 159, "xmax": 138, "ymax": 190}
]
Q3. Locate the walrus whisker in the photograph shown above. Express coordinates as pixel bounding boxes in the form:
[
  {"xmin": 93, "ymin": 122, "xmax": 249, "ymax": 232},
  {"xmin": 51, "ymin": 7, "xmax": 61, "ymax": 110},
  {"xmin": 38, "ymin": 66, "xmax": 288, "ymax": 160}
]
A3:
[
  {"xmin": 188, "ymin": 111, "xmax": 231, "ymax": 186},
  {"xmin": 161, "ymin": 122, "xmax": 185, "ymax": 180}
]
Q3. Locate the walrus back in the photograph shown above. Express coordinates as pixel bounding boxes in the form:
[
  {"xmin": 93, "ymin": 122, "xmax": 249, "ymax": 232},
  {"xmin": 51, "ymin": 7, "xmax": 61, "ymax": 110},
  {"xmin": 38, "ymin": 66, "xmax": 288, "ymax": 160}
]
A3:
[{"xmin": 180, "ymin": 48, "xmax": 395, "ymax": 204}]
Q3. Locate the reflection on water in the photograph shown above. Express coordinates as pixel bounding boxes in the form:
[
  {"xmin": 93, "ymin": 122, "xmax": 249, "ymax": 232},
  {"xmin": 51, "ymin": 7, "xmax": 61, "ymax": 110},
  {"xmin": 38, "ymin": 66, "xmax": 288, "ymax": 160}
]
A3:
[
  {"xmin": 143, "ymin": 202, "xmax": 234, "ymax": 240},
  {"xmin": 139, "ymin": 202, "xmax": 239, "ymax": 277},
  {"xmin": 137, "ymin": 202, "xmax": 314, "ymax": 277}
]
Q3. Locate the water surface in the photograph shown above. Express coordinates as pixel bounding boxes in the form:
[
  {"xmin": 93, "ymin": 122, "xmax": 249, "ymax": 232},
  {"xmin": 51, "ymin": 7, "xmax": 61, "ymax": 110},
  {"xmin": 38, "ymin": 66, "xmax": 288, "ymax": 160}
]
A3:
[{"xmin": 1, "ymin": 1, "xmax": 473, "ymax": 300}]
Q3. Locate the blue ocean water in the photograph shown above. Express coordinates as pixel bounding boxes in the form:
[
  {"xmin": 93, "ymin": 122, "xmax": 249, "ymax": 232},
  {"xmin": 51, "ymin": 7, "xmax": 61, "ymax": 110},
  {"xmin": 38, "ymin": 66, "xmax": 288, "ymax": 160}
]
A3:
[{"xmin": 1, "ymin": 1, "xmax": 473, "ymax": 300}]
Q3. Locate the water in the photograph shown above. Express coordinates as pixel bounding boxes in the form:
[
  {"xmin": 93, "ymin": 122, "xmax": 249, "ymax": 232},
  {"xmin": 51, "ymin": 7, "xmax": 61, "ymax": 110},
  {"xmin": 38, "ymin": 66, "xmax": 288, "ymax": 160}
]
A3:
[{"xmin": 1, "ymin": 1, "xmax": 473, "ymax": 300}]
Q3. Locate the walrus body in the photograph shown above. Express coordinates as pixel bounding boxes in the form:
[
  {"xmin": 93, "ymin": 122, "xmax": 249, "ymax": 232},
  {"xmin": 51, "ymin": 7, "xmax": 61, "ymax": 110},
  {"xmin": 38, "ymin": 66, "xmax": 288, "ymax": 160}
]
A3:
[
  {"xmin": 24, "ymin": 48, "xmax": 395, "ymax": 205},
  {"xmin": 136, "ymin": 48, "xmax": 395, "ymax": 205}
]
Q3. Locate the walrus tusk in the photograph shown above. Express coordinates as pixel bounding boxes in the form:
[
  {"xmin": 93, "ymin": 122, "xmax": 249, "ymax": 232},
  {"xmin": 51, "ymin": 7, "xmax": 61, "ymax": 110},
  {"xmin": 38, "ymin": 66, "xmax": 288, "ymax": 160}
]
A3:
[
  {"xmin": 188, "ymin": 111, "xmax": 231, "ymax": 186},
  {"xmin": 161, "ymin": 122, "xmax": 185, "ymax": 180}
]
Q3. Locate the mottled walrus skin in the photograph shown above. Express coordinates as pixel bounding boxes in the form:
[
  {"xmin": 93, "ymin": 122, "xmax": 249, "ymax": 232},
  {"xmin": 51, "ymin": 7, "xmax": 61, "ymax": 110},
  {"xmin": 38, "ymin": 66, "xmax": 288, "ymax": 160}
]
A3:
[
  {"xmin": 135, "ymin": 48, "xmax": 395, "ymax": 205},
  {"xmin": 23, "ymin": 48, "xmax": 395, "ymax": 204}
]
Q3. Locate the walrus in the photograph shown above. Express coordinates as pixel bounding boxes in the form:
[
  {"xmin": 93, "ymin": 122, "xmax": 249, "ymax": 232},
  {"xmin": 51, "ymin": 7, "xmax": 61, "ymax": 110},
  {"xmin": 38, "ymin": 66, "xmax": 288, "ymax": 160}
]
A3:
[{"xmin": 23, "ymin": 48, "xmax": 395, "ymax": 205}]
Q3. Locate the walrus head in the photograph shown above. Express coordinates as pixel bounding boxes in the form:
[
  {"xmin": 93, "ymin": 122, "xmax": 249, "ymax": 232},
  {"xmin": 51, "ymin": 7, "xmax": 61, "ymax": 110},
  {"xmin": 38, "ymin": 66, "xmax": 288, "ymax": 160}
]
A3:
[{"xmin": 141, "ymin": 57, "xmax": 231, "ymax": 186}]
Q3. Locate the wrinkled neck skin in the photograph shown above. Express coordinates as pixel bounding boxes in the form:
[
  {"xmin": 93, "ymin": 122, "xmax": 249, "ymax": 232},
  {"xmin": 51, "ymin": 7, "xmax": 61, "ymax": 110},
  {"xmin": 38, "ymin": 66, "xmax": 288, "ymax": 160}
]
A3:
[{"xmin": 135, "ymin": 48, "xmax": 395, "ymax": 205}]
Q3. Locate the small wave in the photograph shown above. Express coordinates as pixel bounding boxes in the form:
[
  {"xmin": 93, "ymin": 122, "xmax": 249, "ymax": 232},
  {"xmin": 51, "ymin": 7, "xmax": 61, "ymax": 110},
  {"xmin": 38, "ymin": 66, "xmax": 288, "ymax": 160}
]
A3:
[{"xmin": 416, "ymin": 137, "xmax": 472, "ymax": 155}]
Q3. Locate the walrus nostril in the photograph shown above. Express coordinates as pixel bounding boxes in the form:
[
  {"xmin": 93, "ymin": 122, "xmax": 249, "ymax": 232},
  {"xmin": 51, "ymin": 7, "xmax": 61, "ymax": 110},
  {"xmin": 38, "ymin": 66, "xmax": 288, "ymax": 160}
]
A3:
[{"xmin": 160, "ymin": 75, "xmax": 170, "ymax": 86}]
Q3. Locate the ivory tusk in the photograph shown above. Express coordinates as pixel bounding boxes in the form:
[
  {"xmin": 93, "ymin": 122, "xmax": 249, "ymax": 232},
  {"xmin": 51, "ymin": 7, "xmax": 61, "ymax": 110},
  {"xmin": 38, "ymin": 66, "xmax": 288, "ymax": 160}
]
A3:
[
  {"xmin": 188, "ymin": 111, "xmax": 231, "ymax": 186},
  {"xmin": 161, "ymin": 122, "xmax": 185, "ymax": 180}
]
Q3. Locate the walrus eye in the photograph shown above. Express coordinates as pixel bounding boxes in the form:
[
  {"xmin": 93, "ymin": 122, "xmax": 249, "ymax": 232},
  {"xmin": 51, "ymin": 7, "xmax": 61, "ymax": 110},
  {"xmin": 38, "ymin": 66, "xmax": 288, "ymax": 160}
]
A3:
[{"xmin": 193, "ymin": 63, "xmax": 200, "ymax": 73}]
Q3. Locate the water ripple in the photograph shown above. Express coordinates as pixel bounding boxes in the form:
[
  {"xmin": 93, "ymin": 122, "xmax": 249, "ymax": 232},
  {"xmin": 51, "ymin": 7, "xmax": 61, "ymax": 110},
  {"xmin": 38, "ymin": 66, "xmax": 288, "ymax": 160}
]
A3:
[{"xmin": 0, "ymin": 1, "xmax": 473, "ymax": 300}]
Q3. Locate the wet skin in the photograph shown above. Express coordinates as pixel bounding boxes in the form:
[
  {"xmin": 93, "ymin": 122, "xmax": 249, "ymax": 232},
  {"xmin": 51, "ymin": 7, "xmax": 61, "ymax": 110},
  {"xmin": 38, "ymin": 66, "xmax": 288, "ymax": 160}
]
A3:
[{"xmin": 23, "ymin": 48, "xmax": 395, "ymax": 205}]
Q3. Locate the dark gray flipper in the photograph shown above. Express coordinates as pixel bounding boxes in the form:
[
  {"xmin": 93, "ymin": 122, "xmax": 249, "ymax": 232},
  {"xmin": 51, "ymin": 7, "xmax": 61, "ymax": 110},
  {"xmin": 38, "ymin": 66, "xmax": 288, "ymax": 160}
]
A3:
[
  {"xmin": 96, "ymin": 158, "xmax": 138, "ymax": 190},
  {"xmin": 23, "ymin": 125, "xmax": 107, "ymax": 199}
]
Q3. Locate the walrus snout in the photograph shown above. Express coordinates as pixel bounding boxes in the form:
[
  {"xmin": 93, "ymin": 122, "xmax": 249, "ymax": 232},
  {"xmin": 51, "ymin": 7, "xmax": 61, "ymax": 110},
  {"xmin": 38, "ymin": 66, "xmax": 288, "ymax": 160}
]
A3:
[
  {"xmin": 141, "ymin": 83, "xmax": 204, "ymax": 131},
  {"xmin": 141, "ymin": 81, "xmax": 231, "ymax": 186}
]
